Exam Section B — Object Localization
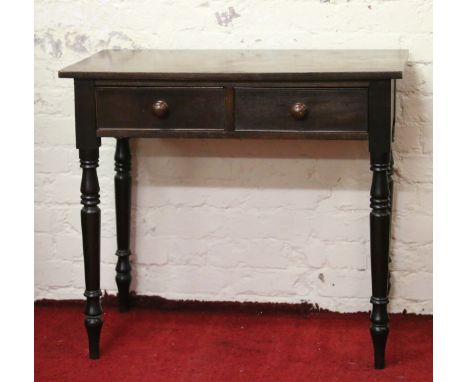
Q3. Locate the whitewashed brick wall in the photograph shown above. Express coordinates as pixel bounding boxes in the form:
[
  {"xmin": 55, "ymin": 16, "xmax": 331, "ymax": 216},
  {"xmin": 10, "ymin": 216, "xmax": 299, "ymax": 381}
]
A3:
[{"xmin": 34, "ymin": 0, "xmax": 433, "ymax": 314}]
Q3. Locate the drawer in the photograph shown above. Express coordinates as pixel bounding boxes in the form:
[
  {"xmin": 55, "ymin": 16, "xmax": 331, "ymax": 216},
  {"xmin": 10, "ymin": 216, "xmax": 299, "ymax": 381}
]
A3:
[
  {"xmin": 96, "ymin": 87, "xmax": 225, "ymax": 130},
  {"xmin": 235, "ymin": 87, "xmax": 368, "ymax": 133}
]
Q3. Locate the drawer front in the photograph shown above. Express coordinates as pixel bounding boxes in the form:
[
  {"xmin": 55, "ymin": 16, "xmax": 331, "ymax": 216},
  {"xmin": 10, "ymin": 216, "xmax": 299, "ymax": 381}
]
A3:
[
  {"xmin": 235, "ymin": 87, "xmax": 368, "ymax": 133},
  {"xmin": 96, "ymin": 87, "xmax": 225, "ymax": 130}
]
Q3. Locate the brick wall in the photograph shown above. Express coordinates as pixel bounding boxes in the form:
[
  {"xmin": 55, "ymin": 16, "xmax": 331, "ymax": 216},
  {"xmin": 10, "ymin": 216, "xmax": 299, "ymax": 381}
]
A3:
[{"xmin": 34, "ymin": 0, "xmax": 433, "ymax": 313}]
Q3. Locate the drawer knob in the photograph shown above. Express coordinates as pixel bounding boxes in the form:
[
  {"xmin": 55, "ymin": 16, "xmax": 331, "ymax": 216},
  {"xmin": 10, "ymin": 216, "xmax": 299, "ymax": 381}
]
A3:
[
  {"xmin": 152, "ymin": 100, "xmax": 169, "ymax": 118},
  {"xmin": 290, "ymin": 102, "xmax": 308, "ymax": 120}
]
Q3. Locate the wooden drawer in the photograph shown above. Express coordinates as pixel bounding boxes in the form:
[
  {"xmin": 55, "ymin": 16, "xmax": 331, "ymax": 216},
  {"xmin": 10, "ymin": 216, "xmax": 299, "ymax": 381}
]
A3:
[
  {"xmin": 234, "ymin": 87, "xmax": 368, "ymax": 133},
  {"xmin": 96, "ymin": 87, "xmax": 225, "ymax": 130}
]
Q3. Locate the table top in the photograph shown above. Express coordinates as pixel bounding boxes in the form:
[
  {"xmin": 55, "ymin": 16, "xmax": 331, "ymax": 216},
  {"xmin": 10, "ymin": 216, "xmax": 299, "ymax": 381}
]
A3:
[{"xmin": 59, "ymin": 49, "xmax": 408, "ymax": 81}]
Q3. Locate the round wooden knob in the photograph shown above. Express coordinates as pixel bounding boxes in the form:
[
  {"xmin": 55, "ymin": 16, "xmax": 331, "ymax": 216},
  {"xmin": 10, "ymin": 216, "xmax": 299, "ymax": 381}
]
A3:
[
  {"xmin": 290, "ymin": 102, "xmax": 308, "ymax": 120},
  {"xmin": 152, "ymin": 100, "xmax": 169, "ymax": 118}
]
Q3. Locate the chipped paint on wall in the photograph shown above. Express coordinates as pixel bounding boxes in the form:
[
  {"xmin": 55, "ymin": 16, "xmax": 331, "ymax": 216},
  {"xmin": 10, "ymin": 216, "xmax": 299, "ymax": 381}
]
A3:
[
  {"xmin": 215, "ymin": 7, "xmax": 240, "ymax": 27},
  {"xmin": 35, "ymin": 32, "xmax": 63, "ymax": 58}
]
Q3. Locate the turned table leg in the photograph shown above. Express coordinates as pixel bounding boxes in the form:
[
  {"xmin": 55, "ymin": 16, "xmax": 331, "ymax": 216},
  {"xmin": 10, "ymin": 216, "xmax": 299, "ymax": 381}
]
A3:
[
  {"xmin": 387, "ymin": 151, "xmax": 394, "ymax": 295},
  {"xmin": 79, "ymin": 148, "xmax": 103, "ymax": 359},
  {"xmin": 114, "ymin": 138, "xmax": 132, "ymax": 311},
  {"xmin": 369, "ymin": 151, "xmax": 392, "ymax": 369}
]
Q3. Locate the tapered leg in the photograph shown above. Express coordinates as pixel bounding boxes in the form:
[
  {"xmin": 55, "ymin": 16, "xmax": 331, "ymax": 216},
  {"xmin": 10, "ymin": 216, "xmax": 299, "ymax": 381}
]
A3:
[
  {"xmin": 79, "ymin": 148, "xmax": 103, "ymax": 359},
  {"xmin": 369, "ymin": 151, "xmax": 392, "ymax": 369},
  {"xmin": 114, "ymin": 138, "xmax": 132, "ymax": 312},
  {"xmin": 387, "ymin": 151, "xmax": 394, "ymax": 294}
]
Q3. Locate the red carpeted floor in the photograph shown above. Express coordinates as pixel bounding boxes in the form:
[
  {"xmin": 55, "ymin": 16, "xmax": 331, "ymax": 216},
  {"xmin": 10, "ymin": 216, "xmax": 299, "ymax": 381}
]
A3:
[{"xmin": 35, "ymin": 300, "xmax": 432, "ymax": 382}]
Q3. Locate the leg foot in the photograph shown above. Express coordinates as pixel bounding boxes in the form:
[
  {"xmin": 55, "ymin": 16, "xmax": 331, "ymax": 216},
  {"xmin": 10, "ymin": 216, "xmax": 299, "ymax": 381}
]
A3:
[
  {"xmin": 371, "ymin": 327, "xmax": 388, "ymax": 369},
  {"xmin": 85, "ymin": 315, "xmax": 103, "ymax": 359},
  {"xmin": 370, "ymin": 300, "xmax": 389, "ymax": 369}
]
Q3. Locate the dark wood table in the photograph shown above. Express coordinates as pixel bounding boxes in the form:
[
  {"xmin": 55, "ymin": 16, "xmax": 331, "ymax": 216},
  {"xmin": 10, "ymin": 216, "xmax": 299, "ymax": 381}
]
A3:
[{"xmin": 59, "ymin": 49, "xmax": 407, "ymax": 369}]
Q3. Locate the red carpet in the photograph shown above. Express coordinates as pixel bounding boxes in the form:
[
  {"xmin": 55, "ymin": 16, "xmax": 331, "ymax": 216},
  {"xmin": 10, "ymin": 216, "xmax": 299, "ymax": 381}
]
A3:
[{"xmin": 35, "ymin": 299, "xmax": 432, "ymax": 381}]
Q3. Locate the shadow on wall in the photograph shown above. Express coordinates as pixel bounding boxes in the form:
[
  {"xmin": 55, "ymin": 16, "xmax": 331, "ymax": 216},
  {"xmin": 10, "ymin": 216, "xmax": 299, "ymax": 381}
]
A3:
[{"xmin": 129, "ymin": 138, "xmax": 373, "ymax": 190}]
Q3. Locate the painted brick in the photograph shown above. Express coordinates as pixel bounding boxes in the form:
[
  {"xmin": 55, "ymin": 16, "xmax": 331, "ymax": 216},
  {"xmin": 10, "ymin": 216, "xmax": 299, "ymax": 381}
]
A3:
[
  {"xmin": 421, "ymin": 123, "xmax": 433, "ymax": 154},
  {"xmin": 393, "ymin": 214, "xmax": 433, "ymax": 244},
  {"xmin": 397, "ymin": 155, "xmax": 433, "ymax": 184},
  {"xmin": 397, "ymin": 93, "xmax": 433, "ymax": 124},
  {"xmin": 390, "ymin": 242, "xmax": 432, "ymax": 273},
  {"xmin": 393, "ymin": 183, "xmax": 432, "ymax": 216},
  {"xmin": 35, "ymin": 233, "xmax": 55, "ymax": 262},
  {"xmin": 309, "ymin": 212, "xmax": 368, "ymax": 242},
  {"xmin": 316, "ymin": 269, "xmax": 371, "ymax": 299},
  {"xmin": 398, "ymin": 63, "xmax": 433, "ymax": 95},
  {"xmin": 392, "ymin": 271, "xmax": 433, "ymax": 301},
  {"xmin": 325, "ymin": 242, "xmax": 368, "ymax": 270},
  {"xmin": 35, "ymin": 260, "xmax": 75, "ymax": 288},
  {"xmin": 393, "ymin": 122, "xmax": 423, "ymax": 154}
]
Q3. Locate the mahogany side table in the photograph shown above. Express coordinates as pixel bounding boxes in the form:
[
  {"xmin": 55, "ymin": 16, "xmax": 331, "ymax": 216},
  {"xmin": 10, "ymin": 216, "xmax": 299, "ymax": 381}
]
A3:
[{"xmin": 59, "ymin": 49, "xmax": 407, "ymax": 369}]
